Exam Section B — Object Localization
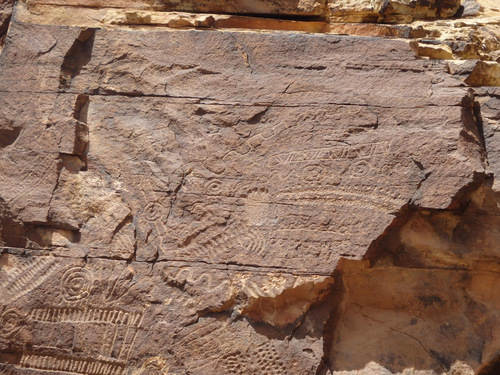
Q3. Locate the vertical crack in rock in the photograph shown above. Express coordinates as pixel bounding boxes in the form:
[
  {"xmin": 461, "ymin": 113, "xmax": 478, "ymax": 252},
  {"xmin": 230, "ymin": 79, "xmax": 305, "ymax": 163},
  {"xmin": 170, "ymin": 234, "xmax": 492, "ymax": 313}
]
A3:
[
  {"xmin": 0, "ymin": 118, "xmax": 21, "ymax": 148},
  {"xmin": 58, "ymin": 28, "xmax": 95, "ymax": 92},
  {"xmin": 0, "ymin": 0, "xmax": 13, "ymax": 53},
  {"xmin": 42, "ymin": 94, "xmax": 90, "ymax": 238},
  {"xmin": 473, "ymin": 100, "xmax": 486, "ymax": 150},
  {"xmin": 0, "ymin": 13, "xmax": 10, "ymax": 44},
  {"xmin": 0, "ymin": 197, "xmax": 27, "ymax": 248},
  {"xmin": 72, "ymin": 94, "xmax": 90, "ymax": 170},
  {"xmin": 460, "ymin": 90, "xmax": 489, "ymax": 168},
  {"xmin": 313, "ymin": 274, "xmax": 346, "ymax": 375}
]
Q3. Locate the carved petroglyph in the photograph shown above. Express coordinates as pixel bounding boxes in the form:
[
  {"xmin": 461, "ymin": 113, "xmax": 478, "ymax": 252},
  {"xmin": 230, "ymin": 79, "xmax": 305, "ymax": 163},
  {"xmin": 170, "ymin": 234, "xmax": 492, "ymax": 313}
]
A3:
[
  {"xmin": 244, "ymin": 188, "xmax": 271, "ymax": 226},
  {"xmin": 30, "ymin": 306, "xmax": 143, "ymax": 361},
  {"xmin": 218, "ymin": 351, "xmax": 248, "ymax": 374},
  {"xmin": 102, "ymin": 311, "xmax": 143, "ymax": 361},
  {"xmin": 170, "ymin": 200, "xmax": 267, "ymax": 259},
  {"xmin": 137, "ymin": 195, "xmax": 170, "ymax": 257},
  {"xmin": 143, "ymin": 202, "xmax": 163, "ymax": 222},
  {"xmin": 164, "ymin": 267, "xmax": 231, "ymax": 294},
  {"xmin": 160, "ymin": 141, "xmax": 399, "ymax": 264},
  {"xmin": 239, "ymin": 273, "xmax": 329, "ymax": 300},
  {"xmin": 275, "ymin": 185, "xmax": 407, "ymax": 213},
  {"xmin": 181, "ymin": 175, "xmax": 240, "ymax": 198},
  {"xmin": 203, "ymin": 178, "xmax": 225, "ymax": 196},
  {"xmin": 216, "ymin": 341, "xmax": 288, "ymax": 374},
  {"xmin": 61, "ymin": 267, "xmax": 94, "ymax": 302},
  {"xmin": 240, "ymin": 277, "xmax": 289, "ymax": 300},
  {"xmin": 0, "ymin": 309, "xmax": 24, "ymax": 338},
  {"xmin": 0, "ymin": 256, "xmax": 59, "ymax": 304},
  {"xmin": 269, "ymin": 141, "xmax": 392, "ymax": 166},
  {"xmin": 109, "ymin": 325, "xmax": 137, "ymax": 360},
  {"xmin": 106, "ymin": 266, "xmax": 135, "ymax": 302},
  {"xmin": 189, "ymin": 222, "xmax": 266, "ymax": 259},
  {"xmin": 253, "ymin": 342, "xmax": 288, "ymax": 375},
  {"xmin": 239, "ymin": 227, "xmax": 267, "ymax": 256},
  {"xmin": 30, "ymin": 307, "xmax": 143, "ymax": 326},
  {"xmin": 19, "ymin": 354, "xmax": 126, "ymax": 375},
  {"xmin": 111, "ymin": 225, "xmax": 137, "ymax": 257},
  {"xmin": 176, "ymin": 319, "xmax": 224, "ymax": 360},
  {"xmin": 275, "ymin": 212, "xmax": 355, "ymax": 235},
  {"xmin": 349, "ymin": 160, "xmax": 372, "ymax": 177},
  {"xmin": 149, "ymin": 138, "xmax": 399, "ymax": 264},
  {"xmin": 0, "ymin": 13, "xmax": 490, "ymax": 375},
  {"xmin": 302, "ymin": 165, "xmax": 328, "ymax": 182}
]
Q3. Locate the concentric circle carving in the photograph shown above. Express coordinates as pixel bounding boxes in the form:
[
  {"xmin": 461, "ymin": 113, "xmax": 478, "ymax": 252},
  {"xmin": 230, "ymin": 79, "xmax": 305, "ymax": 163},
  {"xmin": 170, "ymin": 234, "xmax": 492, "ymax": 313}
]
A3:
[
  {"xmin": 61, "ymin": 267, "xmax": 93, "ymax": 302},
  {"xmin": 0, "ymin": 309, "xmax": 23, "ymax": 337},
  {"xmin": 349, "ymin": 160, "xmax": 371, "ymax": 177},
  {"xmin": 144, "ymin": 202, "xmax": 162, "ymax": 221}
]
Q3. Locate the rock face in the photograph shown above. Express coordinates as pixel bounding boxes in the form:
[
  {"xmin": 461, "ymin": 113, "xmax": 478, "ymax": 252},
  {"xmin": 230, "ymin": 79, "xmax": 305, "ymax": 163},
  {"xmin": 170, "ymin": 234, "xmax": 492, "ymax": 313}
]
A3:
[
  {"xmin": 0, "ymin": 0, "xmax": 14, "ymax": 51},
  {"xmin": 0, "ymin": 1, "xmax": 499, "ymax": 375},
  {"xmin": 23, "ymin": 0, "xmax": 463, "ymax": 20}
]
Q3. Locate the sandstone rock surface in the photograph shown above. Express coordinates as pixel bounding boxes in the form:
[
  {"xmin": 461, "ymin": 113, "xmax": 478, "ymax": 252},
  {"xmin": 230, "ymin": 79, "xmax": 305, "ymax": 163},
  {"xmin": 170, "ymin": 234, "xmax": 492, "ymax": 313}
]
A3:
[
  {"xmin": 0, "ymin": 0, "xmax": 14, "ymax": 51},
  {"xmin": 0, "ymin": 1, "xmax": 499, "ymax": 375}
]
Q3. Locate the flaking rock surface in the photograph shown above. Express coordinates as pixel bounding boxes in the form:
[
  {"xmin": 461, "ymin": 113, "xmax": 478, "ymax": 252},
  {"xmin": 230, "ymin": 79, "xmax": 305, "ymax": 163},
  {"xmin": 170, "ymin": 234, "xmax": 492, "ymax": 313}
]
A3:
[{"xmin": 0, "ymin": 1, "xmax": 499, "ymax": 375}]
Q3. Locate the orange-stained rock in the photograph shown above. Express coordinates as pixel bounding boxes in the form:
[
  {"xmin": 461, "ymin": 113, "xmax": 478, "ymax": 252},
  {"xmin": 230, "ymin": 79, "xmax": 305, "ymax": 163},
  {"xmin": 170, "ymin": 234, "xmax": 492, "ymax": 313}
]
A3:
[
  {"xmin": 329, "ymin": 0, "xmax": 462, "ymax": 23},
  {"xmin": 24, "ymin": 0, "xmax": 328, "ymax": 17}
]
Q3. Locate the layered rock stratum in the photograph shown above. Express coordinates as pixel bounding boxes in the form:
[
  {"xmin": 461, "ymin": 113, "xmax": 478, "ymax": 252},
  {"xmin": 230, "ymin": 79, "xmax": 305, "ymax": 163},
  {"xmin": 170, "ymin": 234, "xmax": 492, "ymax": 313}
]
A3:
[{"xmin": 0, "ymin": 0, "xmax": 499, "ymax": 374}]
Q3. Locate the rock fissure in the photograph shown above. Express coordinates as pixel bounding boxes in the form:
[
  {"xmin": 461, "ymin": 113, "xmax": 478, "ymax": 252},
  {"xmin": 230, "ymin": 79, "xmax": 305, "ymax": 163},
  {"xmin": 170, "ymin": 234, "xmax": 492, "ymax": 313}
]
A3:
[{"xmin": 58, "ymin": 28, "xmax": 96, "ymax": 92}]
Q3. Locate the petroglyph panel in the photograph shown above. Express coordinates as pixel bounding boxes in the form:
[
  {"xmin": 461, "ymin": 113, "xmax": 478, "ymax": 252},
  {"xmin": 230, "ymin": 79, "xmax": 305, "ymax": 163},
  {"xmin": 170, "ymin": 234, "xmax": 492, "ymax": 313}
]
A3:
[
  {"xmin": 0, "ymin": 18, "xmax": 489, "ymax": 375},
  {"xmin": 30, "ymin": 307, "xmax": 143, "ymax": 326},
  {"xmin": 174, "ymin": 317, "xmax": 319, "ymax": 374},
  {"xmin": 0, "ymin": 256, "xmax": 328, "ymax": 374},
  {"xmin": 83, "ymin": 97, "xmax": 475, "ymax": 271},
  {"xmin": 20, "ymin": 354, "xmax": 126, "ymax": 375},
  {"xmin": 0, "ymin": 26, "xmax": 483, "ymax": 272},
  {"xmin": 0, "ymin": 255, "xmax": 60, "ymax": 305}
]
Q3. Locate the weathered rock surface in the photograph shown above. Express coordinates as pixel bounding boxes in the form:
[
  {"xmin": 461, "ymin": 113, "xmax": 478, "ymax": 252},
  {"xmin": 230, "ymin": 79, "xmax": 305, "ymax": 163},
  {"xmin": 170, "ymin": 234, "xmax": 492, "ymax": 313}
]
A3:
[
  {"xmin": 0, "ymin": 1, "xmax": 499, "ymax": 375},
  {"xmin": 0, "ymin": 0, "xmax": 14, "ymax": 51},
  {"xmin": 23, "ymin": 0, "xmax": 464, "ymax": 21},
  {"xmin": 24, "ymin": 0, "xmax": 328, "ymax": 17},
  {"xmin": 328, "ymin": 0, "xmax": 462, "ymax": 23}
]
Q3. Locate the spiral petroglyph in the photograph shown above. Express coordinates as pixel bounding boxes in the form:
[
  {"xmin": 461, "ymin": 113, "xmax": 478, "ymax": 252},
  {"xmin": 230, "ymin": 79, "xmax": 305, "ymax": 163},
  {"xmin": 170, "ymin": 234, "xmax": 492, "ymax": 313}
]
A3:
[
  {"xmin": 0, "ymin": 309, "xmax": 24, "ymax": 337},
  {"xmin": 61, "ymin": 268, "xmax": 94, "ymax": 302}
]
